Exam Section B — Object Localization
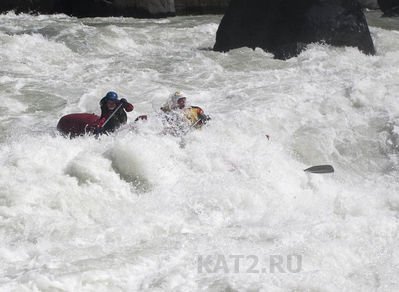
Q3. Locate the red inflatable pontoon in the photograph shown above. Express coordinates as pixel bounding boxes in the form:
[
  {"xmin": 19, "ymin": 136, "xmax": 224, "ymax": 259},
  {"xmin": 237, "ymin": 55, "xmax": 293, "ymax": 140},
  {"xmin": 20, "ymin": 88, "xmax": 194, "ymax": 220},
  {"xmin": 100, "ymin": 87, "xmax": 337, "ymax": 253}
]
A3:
[{"xmin": 57, "ymin": 113, "xmax": 99, "ymax": 137}]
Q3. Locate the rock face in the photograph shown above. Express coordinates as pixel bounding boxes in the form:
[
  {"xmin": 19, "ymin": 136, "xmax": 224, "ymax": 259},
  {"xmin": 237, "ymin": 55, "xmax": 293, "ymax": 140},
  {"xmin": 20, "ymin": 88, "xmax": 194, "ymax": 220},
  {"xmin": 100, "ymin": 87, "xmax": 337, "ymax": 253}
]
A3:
[
  {"xmin": 0, "ymin": 0, "xmax": 175, "ymax": 18},
  {"xmin": 174, "ymin": 0, "xmax": 229, "ymax": 15},
  {"xmin": 358, "ymin": 0, "xmax": 379, "ymax": 9},
  {"xmin": 0, "ymin": 0, "xmax": 382, "ymax": 17},
  {"xmin": 174, "ymin": 0, "xmax": 380, "ymax": 15},
  {"xmin": 214, "ymin": 0, "xmax": 376, "ymax": 60},
  {"xmin": 378, "ymin": 0, "xmax": 399, "ymax": 16},
  {"xmin": 0, "ymin": 0, "xmax": 59, "ymax": 14}
]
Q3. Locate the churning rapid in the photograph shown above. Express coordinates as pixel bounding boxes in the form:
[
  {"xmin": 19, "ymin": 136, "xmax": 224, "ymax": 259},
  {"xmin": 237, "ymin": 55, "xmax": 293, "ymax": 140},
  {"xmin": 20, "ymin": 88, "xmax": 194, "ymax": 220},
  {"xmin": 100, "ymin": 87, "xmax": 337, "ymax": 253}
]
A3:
[{"xmin": 0, "ymin": 11, "xmax": 399, "ymax": 291}]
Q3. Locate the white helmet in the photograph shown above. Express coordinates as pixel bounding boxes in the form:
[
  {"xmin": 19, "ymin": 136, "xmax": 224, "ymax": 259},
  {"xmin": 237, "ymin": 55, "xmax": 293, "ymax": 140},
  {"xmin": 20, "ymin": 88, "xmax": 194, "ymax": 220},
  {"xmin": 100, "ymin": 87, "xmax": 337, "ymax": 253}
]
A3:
[{"xmin": 165, "ymin": 91, "xmax": 186, "ymax": 108}]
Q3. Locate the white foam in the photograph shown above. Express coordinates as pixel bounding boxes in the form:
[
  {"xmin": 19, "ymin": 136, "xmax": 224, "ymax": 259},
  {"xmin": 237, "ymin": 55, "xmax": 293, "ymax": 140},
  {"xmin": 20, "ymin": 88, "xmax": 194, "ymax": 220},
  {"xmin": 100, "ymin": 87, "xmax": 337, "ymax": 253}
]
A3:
[{"xmin": 0, "ymin": 13, "xmax": 399, "ymax": 291}]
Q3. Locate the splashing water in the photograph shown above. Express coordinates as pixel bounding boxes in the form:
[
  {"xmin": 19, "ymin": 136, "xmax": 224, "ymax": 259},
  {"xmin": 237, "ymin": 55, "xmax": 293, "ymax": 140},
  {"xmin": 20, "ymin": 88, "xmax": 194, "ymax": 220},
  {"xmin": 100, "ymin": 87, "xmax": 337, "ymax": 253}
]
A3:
[{"xmin": 0, "ymin": 11, "xmax": 399, "ymax": 291}]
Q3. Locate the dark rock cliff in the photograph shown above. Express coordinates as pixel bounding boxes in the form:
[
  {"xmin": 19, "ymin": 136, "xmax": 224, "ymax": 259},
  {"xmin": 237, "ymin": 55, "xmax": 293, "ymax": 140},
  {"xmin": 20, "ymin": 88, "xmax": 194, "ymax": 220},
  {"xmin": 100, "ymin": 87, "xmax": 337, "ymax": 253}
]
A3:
[{"xmin": 0, "ymin": 0, "xmax": 175, "ymax": 18}]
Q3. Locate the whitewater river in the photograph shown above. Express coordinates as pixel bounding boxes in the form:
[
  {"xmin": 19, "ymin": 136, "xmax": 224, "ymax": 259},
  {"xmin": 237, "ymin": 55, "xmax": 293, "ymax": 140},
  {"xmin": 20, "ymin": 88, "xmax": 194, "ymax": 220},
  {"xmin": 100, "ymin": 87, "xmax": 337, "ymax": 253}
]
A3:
[{"xmin": 0, "ymin": 10, "xmax": 398, "ymax": 291}]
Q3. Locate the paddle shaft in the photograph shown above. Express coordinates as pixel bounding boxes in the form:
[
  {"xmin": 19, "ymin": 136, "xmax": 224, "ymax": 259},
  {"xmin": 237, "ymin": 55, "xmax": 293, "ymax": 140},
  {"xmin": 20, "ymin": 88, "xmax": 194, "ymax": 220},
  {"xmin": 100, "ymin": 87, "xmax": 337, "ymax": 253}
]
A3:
[{"xmin": 101, "ymin": 102, "xmax": 124, "ymax": 129}]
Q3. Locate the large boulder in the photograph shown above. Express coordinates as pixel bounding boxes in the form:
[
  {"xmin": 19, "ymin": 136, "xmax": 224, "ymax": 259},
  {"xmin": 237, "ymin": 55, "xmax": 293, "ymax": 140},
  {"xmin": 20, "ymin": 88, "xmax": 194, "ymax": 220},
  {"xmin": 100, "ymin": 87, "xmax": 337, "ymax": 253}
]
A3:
[
  {"xmin": 213, "ymin": 0, "xmax": 376, "ymax": 60},
  {"xmin": 378, "ymin": 0, "xmax": 399, "ymax": 16},
  {"xmin": 0, "ymin": 0, "xmax": 175, "ymax": 18}
]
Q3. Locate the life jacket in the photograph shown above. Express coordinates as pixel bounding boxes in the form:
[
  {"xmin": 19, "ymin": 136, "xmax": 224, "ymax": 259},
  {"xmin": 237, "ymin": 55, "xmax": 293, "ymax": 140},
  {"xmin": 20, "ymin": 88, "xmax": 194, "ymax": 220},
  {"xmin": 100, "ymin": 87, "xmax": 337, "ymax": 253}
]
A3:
[
  {"xmin": 97, "ymin": 101, "xmax": 133, "ymax": 132},
  {"xmin": 183, "ymin": 106, "xmax": 205, "ymax": 129},
  {"xmin": 161, "ymin": 106, "xmax": 205, "ymax": 127}
]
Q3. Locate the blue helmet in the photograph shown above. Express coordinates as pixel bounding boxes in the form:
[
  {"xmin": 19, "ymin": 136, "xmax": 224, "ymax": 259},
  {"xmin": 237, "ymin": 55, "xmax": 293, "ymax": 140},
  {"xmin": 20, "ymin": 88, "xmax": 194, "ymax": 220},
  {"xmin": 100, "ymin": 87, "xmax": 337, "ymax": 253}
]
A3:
[{"xmin": 104, "ymin": 91, "xmax": 118, "ymax": 101}]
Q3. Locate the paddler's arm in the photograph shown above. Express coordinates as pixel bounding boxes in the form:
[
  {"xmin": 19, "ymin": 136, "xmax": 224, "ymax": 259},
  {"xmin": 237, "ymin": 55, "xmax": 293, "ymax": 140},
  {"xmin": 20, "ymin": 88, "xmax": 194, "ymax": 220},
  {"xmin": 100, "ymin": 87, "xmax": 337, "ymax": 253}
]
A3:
[
  {"xmin": 92, "ymin": 117, "xmax": 106, "ymax": 135},
  {"xmin": 93, "ymin": 107, "xmax": 108, "ymax": 134},
  {"xmin": 120, "ymin": 98, "xmax": 134, "ymax": 112},
  {"xmin": 134, "ymin": 115, "xmax": 148, "ymax": 122},
  {"xmin": 192, "ymin": 106, "xmax": 210, "ymax": 127},
  {"xmin": 198, "ymin": 113, "xmax": 210, "ymax": 123}
]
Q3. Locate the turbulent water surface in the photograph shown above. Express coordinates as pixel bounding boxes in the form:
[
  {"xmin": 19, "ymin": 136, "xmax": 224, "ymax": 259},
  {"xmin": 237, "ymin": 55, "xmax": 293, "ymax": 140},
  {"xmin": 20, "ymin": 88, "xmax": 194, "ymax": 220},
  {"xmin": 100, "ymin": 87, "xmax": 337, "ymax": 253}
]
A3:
[{"xmin": 1, "ymin": 10, "xmax": 399, "ymax": 291}]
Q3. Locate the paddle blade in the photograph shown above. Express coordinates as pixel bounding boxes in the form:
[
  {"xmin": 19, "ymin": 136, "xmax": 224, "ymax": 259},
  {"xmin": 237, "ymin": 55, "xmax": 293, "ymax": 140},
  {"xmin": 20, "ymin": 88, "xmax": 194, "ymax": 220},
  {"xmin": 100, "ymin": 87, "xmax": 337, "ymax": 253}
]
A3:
[{"xmin": 304, "ymin": 165, "xmax": 334, "ymax": 174}]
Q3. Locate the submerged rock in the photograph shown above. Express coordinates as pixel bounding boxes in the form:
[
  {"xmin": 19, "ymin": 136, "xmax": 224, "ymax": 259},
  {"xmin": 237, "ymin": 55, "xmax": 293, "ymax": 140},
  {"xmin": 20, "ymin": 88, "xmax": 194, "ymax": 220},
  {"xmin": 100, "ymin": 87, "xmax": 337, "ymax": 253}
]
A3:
[
  {"xmin": 213, "ymin": 0, "xmax": 376, "ymax": 60},
  {"xmin": 378, "ymin": 0, "xmax": 399, "ymax": 16}
]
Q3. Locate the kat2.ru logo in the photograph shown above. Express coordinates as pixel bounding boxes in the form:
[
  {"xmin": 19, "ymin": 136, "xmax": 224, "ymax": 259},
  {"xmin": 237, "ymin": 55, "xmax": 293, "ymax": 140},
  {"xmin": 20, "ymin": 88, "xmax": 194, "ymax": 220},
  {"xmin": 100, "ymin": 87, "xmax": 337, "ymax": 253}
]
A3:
[{"xmin": 197, "ymin": 254, "xmax": 302, "ymax": 274}]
